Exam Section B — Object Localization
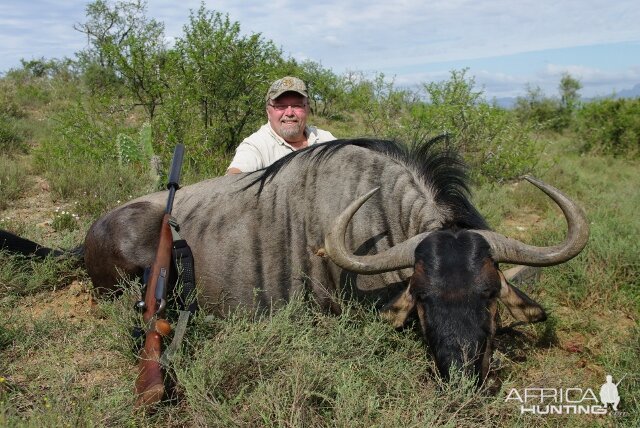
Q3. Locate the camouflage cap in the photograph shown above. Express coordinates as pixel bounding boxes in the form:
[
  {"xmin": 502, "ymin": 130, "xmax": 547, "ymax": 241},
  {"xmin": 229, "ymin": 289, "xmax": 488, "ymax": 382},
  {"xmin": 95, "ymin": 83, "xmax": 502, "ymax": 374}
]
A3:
[{"xmin": 266, "ymin": 76, "xmax": 308, "ymax": 101}]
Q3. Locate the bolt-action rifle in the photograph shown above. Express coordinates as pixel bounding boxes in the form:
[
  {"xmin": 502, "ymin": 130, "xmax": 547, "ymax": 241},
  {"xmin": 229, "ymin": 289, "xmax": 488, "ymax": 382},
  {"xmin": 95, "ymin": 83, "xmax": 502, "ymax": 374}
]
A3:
[{"xmin": 134, "ymin": 144, "xmax": 184, "ymax": 406}]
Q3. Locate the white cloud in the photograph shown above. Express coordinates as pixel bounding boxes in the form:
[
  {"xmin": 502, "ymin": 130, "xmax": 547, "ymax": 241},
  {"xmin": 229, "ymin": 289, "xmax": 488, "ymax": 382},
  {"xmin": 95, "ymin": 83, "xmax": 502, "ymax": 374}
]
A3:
[
  {"xmin": 393, "ymin": 64, "xmax": 640, "ymax": 100},
  {"xmin": 1, "ymin": 0, "xmax": 639, "ymax": 97},
  {"xmin": 542, "ymin": 64, "xmax": 640, "ymax": 83},
  {"xmin": 322, "ymin": 35, "xmax": 345, "ymax": 47},
  {"xmin": 538, "ymin": 64, "xmax": 640, "ymax": 96},
  {"xmin": 218, "ymin": 0, "xmax": 640, "ymax": 72}
]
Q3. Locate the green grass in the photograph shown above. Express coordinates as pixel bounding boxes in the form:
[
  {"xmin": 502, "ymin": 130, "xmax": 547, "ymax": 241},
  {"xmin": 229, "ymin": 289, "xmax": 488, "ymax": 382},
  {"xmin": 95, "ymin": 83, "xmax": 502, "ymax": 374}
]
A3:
[
  {"xmin": 0, "ymin": 115, "xmax": 27, "ymax": 156},
  {"xmin": 0, "ymin": 251, "xmax": 84, "ymax": 297},
  {"xmin": 0, "ymin": 156, "xmax": 32, "ymax": 211},
  {"xmin": 38, "ymin": 160, "xmax": 159, "ymax": 219},
  {"xmin": 0, "ymin": 297, "xmax": 137, "ymax": 427}
]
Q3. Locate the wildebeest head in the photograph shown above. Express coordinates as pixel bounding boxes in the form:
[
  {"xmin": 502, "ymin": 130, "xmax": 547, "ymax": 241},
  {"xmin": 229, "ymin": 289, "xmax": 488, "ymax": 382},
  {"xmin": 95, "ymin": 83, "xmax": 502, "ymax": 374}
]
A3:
[
  {"xmin": 323, "ymin": 176, "xmax": 588, "ymax": 382},
  {"xmin": 380, "ymin": 230, "xmax": 546, "ymax": 381}
]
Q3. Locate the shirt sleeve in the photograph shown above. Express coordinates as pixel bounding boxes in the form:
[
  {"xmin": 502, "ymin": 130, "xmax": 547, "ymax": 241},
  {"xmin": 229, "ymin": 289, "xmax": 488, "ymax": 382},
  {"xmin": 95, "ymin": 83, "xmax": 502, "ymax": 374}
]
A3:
[{"xmin": 227, "ymin": 142, "xmax": 263, "ymax": 173}]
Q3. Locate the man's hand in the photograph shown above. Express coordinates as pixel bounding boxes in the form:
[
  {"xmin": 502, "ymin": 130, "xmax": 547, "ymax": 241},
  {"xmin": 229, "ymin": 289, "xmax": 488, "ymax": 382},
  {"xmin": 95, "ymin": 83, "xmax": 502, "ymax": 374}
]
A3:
[{"xmin": 226, "ymin": 167, "xmax": 243, "ymax": 175}]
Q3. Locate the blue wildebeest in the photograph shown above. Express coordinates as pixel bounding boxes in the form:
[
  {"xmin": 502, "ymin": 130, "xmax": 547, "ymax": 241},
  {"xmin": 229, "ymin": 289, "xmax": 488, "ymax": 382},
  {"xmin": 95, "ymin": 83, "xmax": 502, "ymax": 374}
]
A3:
[{"xmin": 2, "ymin": 139, "xmax": 589, "ymax": 381}]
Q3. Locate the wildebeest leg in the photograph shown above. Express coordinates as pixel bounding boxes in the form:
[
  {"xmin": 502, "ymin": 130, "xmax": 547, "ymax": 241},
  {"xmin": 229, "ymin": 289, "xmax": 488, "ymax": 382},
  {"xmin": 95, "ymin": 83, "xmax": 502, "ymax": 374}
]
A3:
[
  {"xmin": 84, "ymin": 201, "xmax": 165, "ymax": 294},
  {"xmin": 0, "ymin": 229, "xmax": 65, "ymax": 258}
]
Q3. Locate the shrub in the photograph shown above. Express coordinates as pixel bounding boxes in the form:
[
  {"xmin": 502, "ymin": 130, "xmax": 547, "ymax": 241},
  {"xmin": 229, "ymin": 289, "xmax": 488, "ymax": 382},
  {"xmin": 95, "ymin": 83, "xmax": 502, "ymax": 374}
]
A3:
[
  {"xmin": 43, "ymin": 159, "xmax": 155, "ymax": 218},
  {"xmin": 0, "ymin": 83, "xmax": 28, "ymax": 155},
  {"xmin": 512, "ymin": 75, "xmax": 583, "ymax": 132},
  {"xmin": 0, "ymin": 80, "xmax": 27, "ymax": 119},
  {"xmin": 0, "ymin": 115, "xmax": 26, "ymax": 155},
  {"xmin": 575, "ymin": 98, "xmax": 640, "ymax": 158},
  {"xmin": 405, "ymin": 70, "xmax": 539, "ymax": 183},
  {"xmin": 339, "ymin": 71, "xmax": 414, "ymax": 140},
  {"xmin": 335, "ymin": 69, "xmax": 539, "ymax": 183},
  {"xmin": 34, "ymin": 96, "xmax": 129, "ymax": 165},
  {"xmin": 116, "ymin": 122, "xmax": 160, "ymax": 183},
  {"xmin": 513, "ymin": 85, "xmax": 564, "ymax": 131},
  {"xmin": 0, "ymin": 156, "xmax": 31, "ymax": 210},
  {"xmin": 2, "ymin": 67, "xmax": 54, "ymax": 110}
]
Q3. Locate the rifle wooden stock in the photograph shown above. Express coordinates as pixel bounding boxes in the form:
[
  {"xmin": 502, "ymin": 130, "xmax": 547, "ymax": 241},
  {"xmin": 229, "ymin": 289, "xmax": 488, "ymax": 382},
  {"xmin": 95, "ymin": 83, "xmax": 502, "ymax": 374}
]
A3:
[
  {"xmin": 136, "ymin": 330, "xmax": 164, "ymax": 405},
  {"xmin": 134, "ymin": 213, "xmax": 174, "ymax": 406}
]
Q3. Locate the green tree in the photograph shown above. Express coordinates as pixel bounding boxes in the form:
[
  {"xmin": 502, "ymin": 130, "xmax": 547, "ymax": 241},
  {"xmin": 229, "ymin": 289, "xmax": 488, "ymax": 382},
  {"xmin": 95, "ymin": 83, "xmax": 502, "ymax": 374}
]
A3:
[
  {"xmin": 559, "ymin": 72, "xmax": 582, "ymax": 111},
  {"xmin": 514, "ymin": 84, "xmax": 563, "ymax": 130},
  {"xmin": 405, "ymin": 69, "xmax": 538, "ymax": 182},
  {"xmin": 556, "ymin": 73, "xmax": 582, "ymax": 129},
  {"xmin": 341, "ymin": 71, "xmax": 413, "ymax": 138},
  {"xmin": 75, "ymin": 0, "xmax": 168, "ymax": 119},
  {"xmin": 173, "ymin": 5, "xmax": 286, "ymax": 152},
  {"xmin": 298, "ymin": 60, "xmax": 345, "ymax": 118}
]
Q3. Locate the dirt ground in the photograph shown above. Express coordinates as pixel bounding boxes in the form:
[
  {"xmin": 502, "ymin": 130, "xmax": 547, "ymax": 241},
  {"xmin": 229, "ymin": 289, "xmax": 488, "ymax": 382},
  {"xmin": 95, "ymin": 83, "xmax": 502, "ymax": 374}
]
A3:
[{"xmin": 2, "ymin": 173, "xmax": 98, "ymax": 329}]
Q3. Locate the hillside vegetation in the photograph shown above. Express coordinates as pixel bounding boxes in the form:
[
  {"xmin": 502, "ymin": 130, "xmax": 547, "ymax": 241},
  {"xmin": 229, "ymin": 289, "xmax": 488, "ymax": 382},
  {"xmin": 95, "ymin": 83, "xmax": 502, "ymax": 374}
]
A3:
[{"xmin": 1, "ymin": 1, "xmax": 638, "ymax": 426}]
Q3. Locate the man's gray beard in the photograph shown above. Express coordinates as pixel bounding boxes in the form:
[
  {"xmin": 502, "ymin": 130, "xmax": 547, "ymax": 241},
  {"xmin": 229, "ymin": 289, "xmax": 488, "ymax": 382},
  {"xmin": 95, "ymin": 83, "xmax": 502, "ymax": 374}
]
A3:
[{"xmin": 279, "ymin": 122, "xmax": 304, "ymax": 140}]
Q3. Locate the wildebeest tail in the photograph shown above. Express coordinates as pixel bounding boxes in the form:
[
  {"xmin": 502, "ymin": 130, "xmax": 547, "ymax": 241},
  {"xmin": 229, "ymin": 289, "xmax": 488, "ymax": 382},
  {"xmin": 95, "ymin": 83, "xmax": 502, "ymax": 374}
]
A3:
[{"xmin": 0, "ymin": 229, "xmax": 82, "ymax": 260}]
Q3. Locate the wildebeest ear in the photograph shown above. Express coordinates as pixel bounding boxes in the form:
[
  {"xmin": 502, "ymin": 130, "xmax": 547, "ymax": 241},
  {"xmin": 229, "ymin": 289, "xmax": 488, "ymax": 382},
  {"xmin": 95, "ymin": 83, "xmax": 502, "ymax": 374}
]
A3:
[
  {"xmin": 380, "ymin": 282, "xmax": 417, "ymax": 328},
  {"xmin": 498, "ymin": 271, "xmax": 547, "ymax": 323}
]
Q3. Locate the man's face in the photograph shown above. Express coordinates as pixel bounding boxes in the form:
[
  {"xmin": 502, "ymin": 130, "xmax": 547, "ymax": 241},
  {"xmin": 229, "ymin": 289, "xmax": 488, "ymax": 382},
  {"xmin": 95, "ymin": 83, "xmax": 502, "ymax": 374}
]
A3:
[{"xmin": 267, "ymin": 92, "xmax": 309, "ymax": 142}]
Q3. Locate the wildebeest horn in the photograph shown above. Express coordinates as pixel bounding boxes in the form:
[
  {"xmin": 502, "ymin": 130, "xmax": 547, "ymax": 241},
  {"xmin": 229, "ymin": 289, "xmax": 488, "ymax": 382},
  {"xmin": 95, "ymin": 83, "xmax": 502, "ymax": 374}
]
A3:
[
  {"xmin": 471, "ymin": 175, "xmax": 589, "ymax": 266},
  {"xmin": 324, "ymin": 188, "xmax": 431, "ymax": 274},
  {"xmin": 325, "ymin": 176, "xmax": 589, "ymax": 274}
]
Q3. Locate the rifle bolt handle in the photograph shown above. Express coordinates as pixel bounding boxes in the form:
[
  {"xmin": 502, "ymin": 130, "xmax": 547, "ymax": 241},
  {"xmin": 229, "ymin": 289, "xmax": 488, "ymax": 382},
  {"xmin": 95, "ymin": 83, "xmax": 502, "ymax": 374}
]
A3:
[
  {"xmin": 134, "ymin": 300, "xmax": 146, "ymax": 312},
  {"xmin": 155, "ymin": 319, "xmax": 172, "ymax": 337}
]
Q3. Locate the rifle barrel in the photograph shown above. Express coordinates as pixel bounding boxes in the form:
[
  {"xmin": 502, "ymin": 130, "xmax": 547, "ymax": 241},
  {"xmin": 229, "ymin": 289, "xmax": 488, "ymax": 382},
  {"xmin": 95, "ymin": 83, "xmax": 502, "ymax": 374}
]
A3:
[
  {"xmin": 167, "ymin": 144, "xmax": 184, "ymax": 189},
  {"xmin": 165, "ymin": 144, "xmax": 185, "ymax": 214}
]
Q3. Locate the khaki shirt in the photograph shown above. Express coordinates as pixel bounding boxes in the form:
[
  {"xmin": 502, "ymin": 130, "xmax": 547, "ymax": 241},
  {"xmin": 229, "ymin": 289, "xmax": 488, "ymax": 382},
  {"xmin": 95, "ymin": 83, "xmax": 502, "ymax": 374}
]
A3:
[{"xmin": 228, "ymin": 123, "xmax": 336, "ymax": 172}]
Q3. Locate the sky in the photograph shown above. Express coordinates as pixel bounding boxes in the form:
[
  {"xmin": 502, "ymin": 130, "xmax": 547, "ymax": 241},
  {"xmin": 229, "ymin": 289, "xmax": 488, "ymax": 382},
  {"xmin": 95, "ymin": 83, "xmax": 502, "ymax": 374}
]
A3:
[{"xmin": 1, "ymin": 0, "xmax": 639, "ymax": 100}]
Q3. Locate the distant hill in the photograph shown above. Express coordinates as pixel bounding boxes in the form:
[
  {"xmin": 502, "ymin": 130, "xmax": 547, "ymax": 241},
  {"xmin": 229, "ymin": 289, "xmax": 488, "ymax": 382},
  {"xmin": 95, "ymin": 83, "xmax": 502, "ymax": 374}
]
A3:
[
  {"xmin": 492, "ymin": 83, "xmax": 640, "ymax": 109},
  {"xmin": 612, "ymin": 83, "xmax": 640, "ymax": 99}
]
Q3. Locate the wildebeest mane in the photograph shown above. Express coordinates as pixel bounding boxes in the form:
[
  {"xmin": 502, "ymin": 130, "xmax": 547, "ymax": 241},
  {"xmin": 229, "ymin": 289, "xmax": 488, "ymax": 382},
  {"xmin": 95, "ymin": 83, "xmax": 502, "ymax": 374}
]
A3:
[{"xmin": 243, "ymin": 137, "xmax": 489, "ymax": 230}]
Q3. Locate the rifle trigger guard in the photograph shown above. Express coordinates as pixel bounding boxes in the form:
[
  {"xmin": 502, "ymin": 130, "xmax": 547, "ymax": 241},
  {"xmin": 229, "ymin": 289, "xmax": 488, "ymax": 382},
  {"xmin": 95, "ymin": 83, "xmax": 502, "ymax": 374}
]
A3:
[
  {"xmin": 156, "ymin": 298, "xmax": 166, "ymax": 314},
  {"xmin": 154, "ymin": 267, "xmax": 168, "ymax": 315}
]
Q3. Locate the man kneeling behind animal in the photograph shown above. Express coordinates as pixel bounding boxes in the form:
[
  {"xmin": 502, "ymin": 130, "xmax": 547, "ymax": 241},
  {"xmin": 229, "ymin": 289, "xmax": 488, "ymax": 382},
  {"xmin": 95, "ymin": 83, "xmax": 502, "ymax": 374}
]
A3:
[{"xmin": 226, "ymin": 76, "xmax": 336, "ymax": 174}]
